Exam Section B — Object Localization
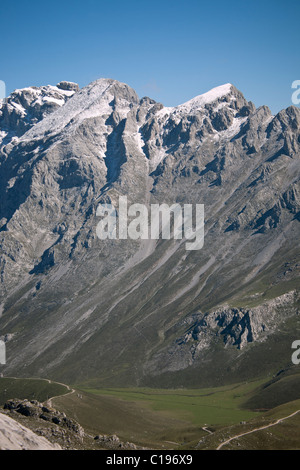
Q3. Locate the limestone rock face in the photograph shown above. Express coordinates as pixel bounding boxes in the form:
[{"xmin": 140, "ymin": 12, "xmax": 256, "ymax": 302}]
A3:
[
  {"xmin": 0, "ymin": 79, "xmax": 299, "ymax": 387},
  {"xmin": 0, "ymin": 412, "xmax": 61, "ymax": 450},
  {"xmin": 145, "ymin": 292, "xmax": 299, "ymax": 375}
]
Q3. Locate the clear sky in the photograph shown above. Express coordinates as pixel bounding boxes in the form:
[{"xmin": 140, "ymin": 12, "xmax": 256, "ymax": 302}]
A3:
[{"xmin": 1, "ymin": 0, "xmax": 300, "ymax": 114}]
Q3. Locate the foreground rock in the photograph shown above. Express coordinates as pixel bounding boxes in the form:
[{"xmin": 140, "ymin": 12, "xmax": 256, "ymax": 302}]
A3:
[
  {"xmin": 2, "ymin": 399, "xmax": 85, "ymax": 449},
  {"xmin": 2, "ymin": 398, "xmax": 141, "ymax": 450},
  {"xmin": 0, "ymin": 412, "xmax": 61, "ymax": 450},
  {"xmin": 4, "ymin": 398, "xmax": 84, "ymax": 435}
]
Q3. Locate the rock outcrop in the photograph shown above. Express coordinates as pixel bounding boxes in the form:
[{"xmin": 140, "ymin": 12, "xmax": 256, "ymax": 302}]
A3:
[
  {"xmin": 145, "ymin": 291, "xmax": 299, "ymax": 375},
  {"xmin": 4, "ymin": 398, "xmax": 84, "ymax": 436}
]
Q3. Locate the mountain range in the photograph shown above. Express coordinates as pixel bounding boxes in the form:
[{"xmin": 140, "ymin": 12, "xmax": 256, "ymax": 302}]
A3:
[{"xmin": 0, "ymin": 78, "xmax": 299, "ymax": 387}]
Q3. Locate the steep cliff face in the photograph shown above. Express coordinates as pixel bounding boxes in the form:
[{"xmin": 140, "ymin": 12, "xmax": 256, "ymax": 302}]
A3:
[
  {"xmin": 0, "ymin": 78, "xmax": 299, "ymax": 386},
  {"xmin": 145, "ymin": 291, "xmax": 299, "ymax": 375}
]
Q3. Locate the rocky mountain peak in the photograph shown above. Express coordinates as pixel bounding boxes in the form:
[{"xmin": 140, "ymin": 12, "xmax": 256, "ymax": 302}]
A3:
[
  {"xmin": 0, "ymin": 78, "xmax": 299, "ymax": 388},
  {"xmin": 56, "ymin": 81, "xmax": 80, "ymax": 92},
  {"xmin": 0, "ymin": 83, "xmax": 78, "ymax": 145}
]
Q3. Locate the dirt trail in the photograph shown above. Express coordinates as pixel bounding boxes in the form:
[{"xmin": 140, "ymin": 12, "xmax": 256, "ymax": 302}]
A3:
[
  {"xmin": 3, "ymin": 376, "xmax": 75, "ymax": 407},
  {"xmin": 216, "ymin": 409, "xmax": 300, "ymax": 450},
  {"xmin": 45, "ymin": 382, "xmax": 75, "ymax": 408}
]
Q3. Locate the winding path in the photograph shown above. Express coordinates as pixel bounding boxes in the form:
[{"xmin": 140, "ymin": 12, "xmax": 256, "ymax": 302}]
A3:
[
  {"xmin": 2, "ymin": 376, "xmax": 75, "ymax": 407},
  {"xmin": 216, "ymin": 409, "xmax": 300, "ymax": 450},
  {"xmin": 44, "ymin": 380, "xmax": 75, "ymax": 408}
]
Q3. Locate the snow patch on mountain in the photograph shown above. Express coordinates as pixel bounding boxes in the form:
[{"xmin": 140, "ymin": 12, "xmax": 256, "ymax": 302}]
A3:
[{"xmin": 176, "ymin": 83, "xmax": 233, "ymax": 113}]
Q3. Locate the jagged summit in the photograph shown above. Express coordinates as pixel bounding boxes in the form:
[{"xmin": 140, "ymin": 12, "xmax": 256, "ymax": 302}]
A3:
[
  {"xmin": 56, "ymin": 81, "xmax": 79, "ymax": 92},
  {"xmin": 0, "ymin": 79, "xmax": 252, "ymax": 147},
  {"xmin": 12, "ymin": 78, "xmax": 140, "ymax": 143},
  {"xmin": 0, "ymin": 83, "xmax": 77, "ymax": 143},
  {"xmin": 177, "ymin": 83, "xmax": 234, "ymax": 111}
]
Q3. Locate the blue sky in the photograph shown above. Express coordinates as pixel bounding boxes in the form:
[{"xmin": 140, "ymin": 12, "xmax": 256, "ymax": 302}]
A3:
[{"xmin": 1, "ymin": 0, "xmax": 300, "ymax": 113}]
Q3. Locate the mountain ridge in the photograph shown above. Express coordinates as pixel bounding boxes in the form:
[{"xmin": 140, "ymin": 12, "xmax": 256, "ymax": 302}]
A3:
[{"xmin": 0, "ymin": 78, "xmax": 299, "ymax": 387}]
